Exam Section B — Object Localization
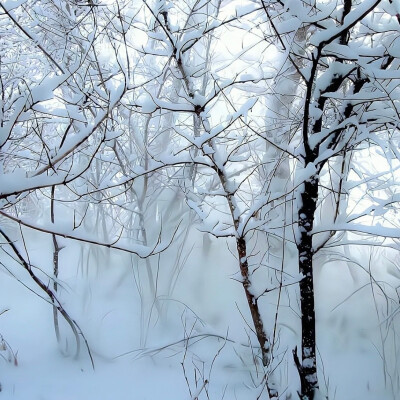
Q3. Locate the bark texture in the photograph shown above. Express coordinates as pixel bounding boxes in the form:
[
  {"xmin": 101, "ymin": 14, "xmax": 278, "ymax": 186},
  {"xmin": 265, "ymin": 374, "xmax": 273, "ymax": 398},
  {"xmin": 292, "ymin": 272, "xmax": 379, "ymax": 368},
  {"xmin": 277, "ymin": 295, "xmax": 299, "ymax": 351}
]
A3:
[
  {"xmin": 237, "ymin": 237, "xmax": 270, "ymax": 367},
  {"xmin": 296, "ymin": 176, "xmax": 319, "ymax": 400}
]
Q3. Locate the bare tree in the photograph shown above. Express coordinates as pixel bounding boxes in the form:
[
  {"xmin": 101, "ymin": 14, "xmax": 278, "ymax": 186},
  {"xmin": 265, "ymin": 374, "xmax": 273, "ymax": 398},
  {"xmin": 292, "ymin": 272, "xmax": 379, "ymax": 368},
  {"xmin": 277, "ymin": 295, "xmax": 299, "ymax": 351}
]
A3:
[{"xmin": 2, "ymin": 1, "xmax": 400, "ymax": 399}]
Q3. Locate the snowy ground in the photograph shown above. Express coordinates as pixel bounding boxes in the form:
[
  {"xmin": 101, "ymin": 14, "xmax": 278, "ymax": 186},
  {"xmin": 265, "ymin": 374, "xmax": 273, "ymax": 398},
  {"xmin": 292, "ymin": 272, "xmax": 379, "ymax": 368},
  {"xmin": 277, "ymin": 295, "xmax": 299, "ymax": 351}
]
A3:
[{"xmin": 0, "ymin": 227, "xmax": 399, "ymax": 400}]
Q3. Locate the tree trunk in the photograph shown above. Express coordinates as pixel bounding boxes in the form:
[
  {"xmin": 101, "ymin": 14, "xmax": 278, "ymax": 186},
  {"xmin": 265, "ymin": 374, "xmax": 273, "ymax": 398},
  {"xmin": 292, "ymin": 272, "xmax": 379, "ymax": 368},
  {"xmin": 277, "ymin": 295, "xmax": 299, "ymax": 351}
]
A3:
[
  {"xmin": 237, "ymin": 237, "xmax": 270, "ymax": 367},
  {"xmin": 296, "ymin": 175, "xmax": 319, "ymax": 400},
  {"xmin": 51, "ymin": 186, "xmax": 61, "ymax": 344}
]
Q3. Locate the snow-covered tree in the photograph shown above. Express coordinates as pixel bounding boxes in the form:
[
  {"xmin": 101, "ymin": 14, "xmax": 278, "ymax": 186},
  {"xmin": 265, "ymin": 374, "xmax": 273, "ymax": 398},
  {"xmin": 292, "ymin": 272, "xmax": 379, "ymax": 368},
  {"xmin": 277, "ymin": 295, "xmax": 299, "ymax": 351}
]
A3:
[{"xmin": 2, "ymin": 1, "xmax": 400, "ymax": 399}]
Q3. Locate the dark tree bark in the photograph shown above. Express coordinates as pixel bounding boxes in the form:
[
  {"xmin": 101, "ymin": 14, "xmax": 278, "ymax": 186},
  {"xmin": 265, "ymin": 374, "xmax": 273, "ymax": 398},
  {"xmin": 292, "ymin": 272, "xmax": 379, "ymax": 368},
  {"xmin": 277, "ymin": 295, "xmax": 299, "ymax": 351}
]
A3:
[
  {"xmin": 295, "ymin": 175, "xmax": 319, "ymax": 400},
  {"xmin": 216, "ymin": 168, "xmax": 272, "ymax": 369},
  {"xmin": 51, "ymin": 185, "xmax": 61, "ymax": 344},
  {"xmin": 237, "ymin": 237, "xmax": 271, "ymax": 367}
]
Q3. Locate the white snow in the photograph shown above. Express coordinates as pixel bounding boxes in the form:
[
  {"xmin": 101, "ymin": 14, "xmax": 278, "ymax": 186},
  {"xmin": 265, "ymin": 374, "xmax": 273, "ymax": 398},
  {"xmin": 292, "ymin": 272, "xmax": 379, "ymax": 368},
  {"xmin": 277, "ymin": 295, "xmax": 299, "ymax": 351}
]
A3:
[{"xmin": 1, "ymin": 2, "xmax": 399, "ymax": 400}]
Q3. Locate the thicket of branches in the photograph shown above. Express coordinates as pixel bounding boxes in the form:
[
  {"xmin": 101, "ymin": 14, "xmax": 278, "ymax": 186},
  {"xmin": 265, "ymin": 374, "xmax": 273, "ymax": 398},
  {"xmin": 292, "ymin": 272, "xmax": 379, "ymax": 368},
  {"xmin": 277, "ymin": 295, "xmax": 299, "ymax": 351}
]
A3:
[{"xmin": 1, "ymin": 0, "xmax": 400, "ymax": 399}]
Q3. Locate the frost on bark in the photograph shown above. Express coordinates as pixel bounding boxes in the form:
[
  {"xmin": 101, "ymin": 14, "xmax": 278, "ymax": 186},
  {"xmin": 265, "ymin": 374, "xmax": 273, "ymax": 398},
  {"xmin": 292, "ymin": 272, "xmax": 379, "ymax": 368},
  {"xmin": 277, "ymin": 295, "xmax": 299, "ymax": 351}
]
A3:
[{"xmin": 296, "ymin": 175, "xmax": 319, "ymax": 399}]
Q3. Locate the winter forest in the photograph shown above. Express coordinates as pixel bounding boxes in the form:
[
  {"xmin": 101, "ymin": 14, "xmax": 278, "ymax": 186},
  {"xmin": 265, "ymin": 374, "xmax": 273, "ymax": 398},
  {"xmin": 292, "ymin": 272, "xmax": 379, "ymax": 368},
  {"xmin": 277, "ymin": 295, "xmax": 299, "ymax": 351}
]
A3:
[{"xmin": 2, "ymin": 0, "xmax": 400, "ymax": 399}]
